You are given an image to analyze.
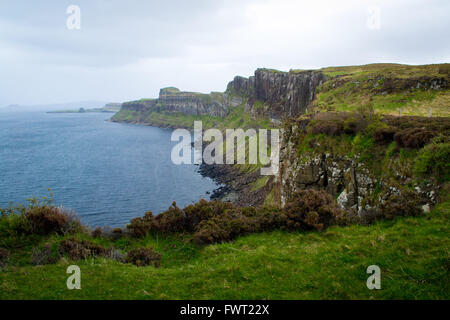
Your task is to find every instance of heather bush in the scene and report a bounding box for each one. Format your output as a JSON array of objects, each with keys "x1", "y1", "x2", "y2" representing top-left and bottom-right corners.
[
  {"x1": 91, "y1": 227, "x2": 103, "y2": 238},
  {"x1": 380, "y1": 191, "x2": 422, "y2": 219},
  {"x1": 23, "y1": 205, "x2": 68, "y2": 235},
  {"x1": 126, "y1": 247, "x2": 161, "y2": 267},
  {"x1": 111, "y1": 228, "x2": 124, "y2": 240},
  {"x1": 194, "y1": 216, "x2": 232, "y2": 244},
  {"x1": 308, "y1": 119, "x2": 345, "y2": 136},
  {"x1": 59, "y1": 238, "x2": 107, "y2": 260},
  {"x1": 193, "y1": 207, "x2": 269, "y2": 245},
  {"x1": 31, "y1": 243, "x2": 60, "y2": 265},
  {"x1": 0, "y1": 191, "x2": 84, "y2": 238},
  {"x1": 184, "y1": 199, "x2": 234, "y2": 232},
  {"x1": 154, "y1": 202, "x2": 185, "y2": 233},
  {"x1": 127, "y1": 211, "x2": 155, "y2": 237},
  {"x1": 394, "y1": 128, "x2": 436, "y2": 148},
  {"x1": 253, "y1": 206, "x2": 287, "y2": 231},
  {"x1": 284, "y1": 190, "x2": 344, "y2": 231},
  {"x1": 0, "y1": 247, "x2": 10, "y2": 269},
  {"x1": 373, "y1": 126, "x2": 396, "y2": 144}
]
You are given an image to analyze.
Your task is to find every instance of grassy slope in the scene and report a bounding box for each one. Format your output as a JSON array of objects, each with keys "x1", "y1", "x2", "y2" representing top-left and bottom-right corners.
[
  {"x1": 313, "y1": 63, "x2": 450, "y2": 117},
  {"x1": 1, "y1": 193, "x2": 448, "y2": 300},
  {"x1": 113, "y1": 103, "x2": 272, "y2": 131}
]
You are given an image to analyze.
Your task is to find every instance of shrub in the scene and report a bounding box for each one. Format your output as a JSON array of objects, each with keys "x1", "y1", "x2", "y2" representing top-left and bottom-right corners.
[
  {"x1": 0, "y1": 247, "x2": 10, "y2": 269},
  {"x1": 380, "y1": 191, "x2": 422, "y2": 219},
  {"x1": 18, "y1": 204, "x2": 83, "y2": 236},
  {"x1": 414, "y1": 142, "x2": 450, "y2": 182},
  {"x1": 23, "y1": 205, "x2": 68, "y2": 235},
  {"x1": 394, "y1": 128, "x2": 436, "y2": 148},
  {"x1": 1, "y1": 195, "x2": 83, "y2": 238},
  {"x1": 154, "y1": 202, "x2": 186, "y2": 233},
  {"x1": 31, "y1": 243, "x2": 60, "y2": 265},
  {"x1": 343, "y1": 118, "x2": 360, "y2": 135},
  {"x1": 91, "y1": 227, "x2": 103, "y2": 238},
  {"x1": 193, "y1": 207, "x2": 273, "y2": 245},
  {"x1": 284, "y1": 190, "x2": 344, "y2": 231},
  {"x1": 373, "y1": 126, "x2": 396, "y2": 144},
  {"x1": 111, "y1": 228, "x2": 124, "y2": 240},
  {"x1": 127, "y1": 212, "x2": 155, "y2": 238},
  {"x1": 194, "y1": 215, "x2": 234, "y2": 244},
  {"x1": 253, "y1": 206, "x2": 288, "y2": 231},
  {"x1": 126, "y1": 247, "x2": 161, "y2": 267},
  {"x1": 59, "y1": 238, "x2": 106, "y2": 260},
  {"x1": 184, "y1": 200, "x2": 234, "y2": 232},
  {"x1": 308, "y1": 120, "x2": 345, "y2": 136},
  {"x1": 59, "y1": 208, "x2": 84, "y2": 235}
]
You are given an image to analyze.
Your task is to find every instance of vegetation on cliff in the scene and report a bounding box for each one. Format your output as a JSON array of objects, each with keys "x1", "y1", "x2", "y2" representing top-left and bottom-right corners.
[
  {"x1": 313, "y1": 63, "x2": 450, "y2": 117},
  {"x1": 1, "y1": 187, "x2": 448, "y2": 299}
]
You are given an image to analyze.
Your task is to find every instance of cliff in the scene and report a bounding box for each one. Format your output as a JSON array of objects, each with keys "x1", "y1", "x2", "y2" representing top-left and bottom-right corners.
[
  {"x1": 112, "y1": 63, "x2": 450, "y2": 210},
  {"x1": 274, "y1": 112, "x2": 449, "y2": 220},
  {"x1": 113, "y1": 68, "x2": 326, "y2": 126},
  {"x1": 226, "y1": 69, "x2": 325, "y2": 120}
]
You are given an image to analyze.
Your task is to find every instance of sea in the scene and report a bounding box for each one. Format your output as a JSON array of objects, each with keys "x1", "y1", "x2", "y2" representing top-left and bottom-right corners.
[{"x1": 0, "y1": 110, "x2": 218, "y2": 227}]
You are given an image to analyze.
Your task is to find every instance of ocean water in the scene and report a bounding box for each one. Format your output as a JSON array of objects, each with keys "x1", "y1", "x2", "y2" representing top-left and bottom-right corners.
[{"x1": 0, "y1": 110, "x2": 218, "y2": 227}]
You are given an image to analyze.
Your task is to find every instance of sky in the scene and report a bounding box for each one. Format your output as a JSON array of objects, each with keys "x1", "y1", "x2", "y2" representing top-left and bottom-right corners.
[{"x1": 0, "y1": 0, "x2": 449, "y2": 107}]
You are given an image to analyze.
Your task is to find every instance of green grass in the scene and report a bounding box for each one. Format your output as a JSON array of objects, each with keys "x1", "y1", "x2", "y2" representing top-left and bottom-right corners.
[
  {"x1": 1, "y1": 197, "x2": 448, "y2": 300},
  {"x1": 314, "y1": 63, "x2": 450, "y2": 117},
  {"x1": 250, "y1": 176, "x2": 269, "y2": 192}
]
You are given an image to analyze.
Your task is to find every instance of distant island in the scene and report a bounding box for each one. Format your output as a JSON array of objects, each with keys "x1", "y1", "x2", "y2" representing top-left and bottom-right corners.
[{"x1": 47, "y1": 103, "x2": 122, "y2": 114}]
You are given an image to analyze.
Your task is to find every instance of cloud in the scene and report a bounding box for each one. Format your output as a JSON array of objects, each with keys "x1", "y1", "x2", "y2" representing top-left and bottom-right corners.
[{"x1": 0, "y1": 0, "x2": 448, "y2": 106}]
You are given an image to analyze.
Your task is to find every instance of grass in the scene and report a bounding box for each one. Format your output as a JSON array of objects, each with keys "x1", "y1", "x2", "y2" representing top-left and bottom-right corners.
[
  {"x1": 1, "y1": 196, "x2": 448, "y2": 300},
  {"x1": 250, "y1": 176, "x2": 270, "y2": 192},
  {"x1": 113, "y1": 102, "x2": 272, "y2": 131},
  {"x1": 314, "y1": 63, "x2": 450, "y2": 117}
]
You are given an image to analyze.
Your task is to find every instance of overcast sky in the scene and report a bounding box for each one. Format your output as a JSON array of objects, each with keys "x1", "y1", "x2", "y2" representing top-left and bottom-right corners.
[{"x1": 0, "y1": 0, "x2": 449, "y2": 106}]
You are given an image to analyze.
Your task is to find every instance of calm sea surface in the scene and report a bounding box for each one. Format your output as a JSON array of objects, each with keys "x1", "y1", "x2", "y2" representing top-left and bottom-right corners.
[{"x1": 0, "y1": 110, "x2": 218, "y2": 227}]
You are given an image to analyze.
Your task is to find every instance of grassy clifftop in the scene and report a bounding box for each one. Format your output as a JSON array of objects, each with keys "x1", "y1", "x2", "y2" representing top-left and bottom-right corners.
[{"x1": 312, "y1": 63, "x2": 450, "y2": 117}]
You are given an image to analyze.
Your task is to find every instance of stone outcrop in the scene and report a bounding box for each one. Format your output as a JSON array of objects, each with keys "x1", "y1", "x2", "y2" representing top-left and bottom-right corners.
[
  {"x1": 226, "y1": 69, "x2": 326, "y2": 120},
  {"x1": 277, "y1": 120, "x2": 439, "y2": 215}
]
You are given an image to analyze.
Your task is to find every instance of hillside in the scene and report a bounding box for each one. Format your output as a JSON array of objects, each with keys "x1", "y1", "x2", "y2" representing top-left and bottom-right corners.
[
  {"x1": 314, "y1": 63, "x2": 450, "y2": 117},
  {"x1": 1, "y1": 189, "x2": 448, "y2": 299}
]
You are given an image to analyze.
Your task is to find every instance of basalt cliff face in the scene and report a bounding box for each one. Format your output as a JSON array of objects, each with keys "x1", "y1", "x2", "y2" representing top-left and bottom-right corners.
[
  {"x1": 274, "y1": 114, "x2": 448, "y2": 217},
  {"x1": 115, "y1": 68, "x2": 325, "y2": 123},
  {"x1": 116, "y1": 87, "x2": 242, "y2": 119},
  {"x1": 226, "y1": 69, "x2": 325, "y2": 120}
]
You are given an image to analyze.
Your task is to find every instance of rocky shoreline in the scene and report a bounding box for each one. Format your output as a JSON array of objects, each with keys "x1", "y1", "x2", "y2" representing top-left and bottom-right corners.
[
  {"x1": 111, "y1": 117, "x2": 261, "y2": 206},
  {"x1": 198, "y1": 162, "x2": 270, "y2": 207}
]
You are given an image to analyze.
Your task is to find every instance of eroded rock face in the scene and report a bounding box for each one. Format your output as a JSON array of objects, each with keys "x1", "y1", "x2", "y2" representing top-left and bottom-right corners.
[
  {"x1": 158, "y1": 88, "x2": 233, "y2": 118},
  {"x1": 248, "y1": 69, "x2": 325, "y2": 119},
  {"x1": 278, "y1": 122, "x2": 439, "y2": 214},
  {"x1": 119, "y1": 68, "x2": 326, "y2": 122},
  {"x1": 120, "y1": 88, "x2": 241, "y2": 118}
]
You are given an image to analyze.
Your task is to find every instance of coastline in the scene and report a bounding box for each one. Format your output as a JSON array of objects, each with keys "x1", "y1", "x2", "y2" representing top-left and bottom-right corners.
[{"x1": 110, "y1": 117, "x2": 268, "y2": 207}]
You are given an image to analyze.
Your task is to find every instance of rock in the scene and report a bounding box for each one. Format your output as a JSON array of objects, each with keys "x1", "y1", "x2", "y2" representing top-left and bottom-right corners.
[
  {"x1": 337, "y1": 190, "x2": 349, "y2": 209},
  {"x1": 422, "y1": 204, "x2": 431, "y2": 213},
  {"x1": 246, "y1": 69, "x2": 325, "y2": 119}
]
